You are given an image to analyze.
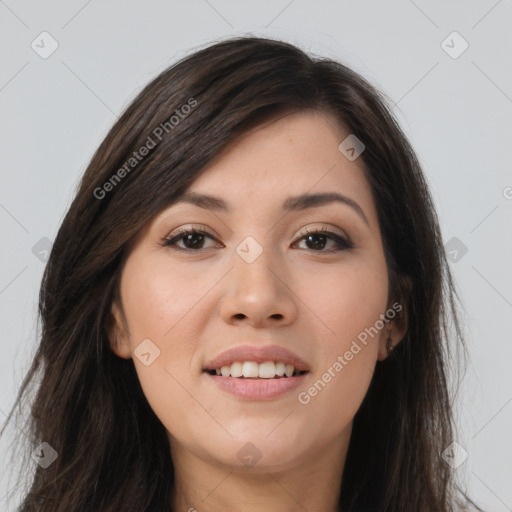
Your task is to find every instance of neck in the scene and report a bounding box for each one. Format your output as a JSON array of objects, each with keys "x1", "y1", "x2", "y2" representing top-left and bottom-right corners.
[{"x1": 169, "y1": 425, "x2": 351, "y2": 512}]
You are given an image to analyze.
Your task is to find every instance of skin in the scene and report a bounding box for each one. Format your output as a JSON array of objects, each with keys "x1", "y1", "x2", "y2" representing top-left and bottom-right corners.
[{"x1": 108, "y1": 110, "x2": 407, "y2": 512}]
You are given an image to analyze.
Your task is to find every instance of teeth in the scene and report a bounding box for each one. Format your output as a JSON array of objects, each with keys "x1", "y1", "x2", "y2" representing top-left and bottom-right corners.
[
  {"x1": 258, "y1": 361, "x2": 275, "y2": 378},
  {"x1": 242, "y1": 361, "x2": 259, "y2": 378},
  {"x1": 212, "y1": 361, "x2": 301, "y2": 378},
  {"x1": 230, "y1": 361, "x2": 243, "y2": 378}
]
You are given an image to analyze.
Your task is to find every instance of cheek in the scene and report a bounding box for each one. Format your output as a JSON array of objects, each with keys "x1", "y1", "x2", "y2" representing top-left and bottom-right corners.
[
  {"x1": 118, "y1": 257, "x2": 202, "y2": 411},
  {"x1": 120, "y1": 254, "x2": 212, "y2": 346},
  {"x1": 292, "y1": 255, "x2": 387, "y2": 424},
  {"x1": 298, "y1": 253, "x2": 389, "y2": 345}
]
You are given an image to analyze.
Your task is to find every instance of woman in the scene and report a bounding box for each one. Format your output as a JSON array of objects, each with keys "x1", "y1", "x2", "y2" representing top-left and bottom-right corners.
[{"x1": 2, "y1": 36, "x2": 483, "y2": 511}]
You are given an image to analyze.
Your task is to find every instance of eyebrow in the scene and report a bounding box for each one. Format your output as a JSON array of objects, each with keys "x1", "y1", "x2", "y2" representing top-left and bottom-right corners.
[{"x1": 174, "y1": 191, "x2": 369, "y2": 226}]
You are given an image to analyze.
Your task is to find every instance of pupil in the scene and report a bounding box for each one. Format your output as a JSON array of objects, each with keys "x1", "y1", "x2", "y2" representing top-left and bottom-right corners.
[
  {"x1": 184, "y1": 233, "x2": 327, "y2": 250},
  {"x1": 185, "y1": 233, "x2": 203, "y2": 249},
  {"x1": 307, "y1": 234, "x2": 326, "y2": 250}
]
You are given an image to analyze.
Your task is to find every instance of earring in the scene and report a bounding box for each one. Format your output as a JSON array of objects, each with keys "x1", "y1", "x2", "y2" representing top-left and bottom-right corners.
[{"x1": 386, "y1": 333, "x2": 394, "y2": 354}]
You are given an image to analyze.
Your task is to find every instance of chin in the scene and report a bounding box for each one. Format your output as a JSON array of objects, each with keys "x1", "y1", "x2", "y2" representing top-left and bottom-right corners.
[{"x1": 206, "y1": 431, "x2": 307, "y2": 471}]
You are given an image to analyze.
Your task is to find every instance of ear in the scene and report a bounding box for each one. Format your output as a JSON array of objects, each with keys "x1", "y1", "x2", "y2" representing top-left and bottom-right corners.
[
  {"x1": 106, "y1": 300, "x2": 132, "y2": 360},
  {"x1": 377, "y1": 276, "x2": 411, "y2": 361}
]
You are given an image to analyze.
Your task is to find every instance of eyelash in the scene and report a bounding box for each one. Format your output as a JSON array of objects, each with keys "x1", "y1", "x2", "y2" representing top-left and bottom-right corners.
[{"x1": 162, "y1": 225, "x2": 354, "y2": 253}]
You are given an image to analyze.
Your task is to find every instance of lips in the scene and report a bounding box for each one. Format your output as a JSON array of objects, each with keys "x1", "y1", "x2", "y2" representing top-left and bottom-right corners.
[{"x1": 203, "y1": 344, "x2": 311, "y2": 373}]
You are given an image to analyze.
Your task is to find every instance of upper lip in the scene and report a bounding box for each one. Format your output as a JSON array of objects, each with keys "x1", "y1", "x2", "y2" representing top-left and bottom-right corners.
[{"x1": 203, "y1": 344, "x2": 311, "y2": 372}]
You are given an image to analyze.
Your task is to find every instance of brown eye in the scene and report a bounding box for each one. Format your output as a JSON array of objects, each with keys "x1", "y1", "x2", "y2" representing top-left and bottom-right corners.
[
  {"x1": 163, "y1": 228, "x2": 221, "y2": 251},
  {"x1": 293, "y1": 228, "x2": 354, "y2": 252},
  {"x1": 163, "y1": 226, "x2": 353, "y2": 253}
]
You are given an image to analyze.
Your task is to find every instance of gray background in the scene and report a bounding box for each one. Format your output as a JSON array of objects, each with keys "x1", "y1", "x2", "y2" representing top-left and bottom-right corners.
[{"x1": 1, "y1": 1, "x2": 511, "y2": 510}]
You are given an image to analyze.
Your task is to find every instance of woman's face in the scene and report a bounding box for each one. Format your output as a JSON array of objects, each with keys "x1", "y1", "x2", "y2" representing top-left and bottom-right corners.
[{"x1": 109, "y1": 110, "x2": 404, "y2": 473}]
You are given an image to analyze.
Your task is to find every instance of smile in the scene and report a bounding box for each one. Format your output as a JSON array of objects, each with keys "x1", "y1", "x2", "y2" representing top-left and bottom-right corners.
[
  {"x1": 203, "y1": 344, "x2": 311, "y2": 399},
  {"x1": 206, "y1": 360, "x2": 309, "y2": 379},
  {"x1": 204, "y1": 366, "x2": 310, "y2": 401}
]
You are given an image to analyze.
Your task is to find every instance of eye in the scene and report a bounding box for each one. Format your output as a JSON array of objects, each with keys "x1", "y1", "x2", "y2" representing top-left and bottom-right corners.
[
  {"x1": 292, "y1": 226, "x2": 354, "y2": 252},
  {"x1": 162, "y1": 226, "x2": 222, "y2": 252},
  {"x1": 162, "y1": 225, "x2": 354, "y2": 253}
]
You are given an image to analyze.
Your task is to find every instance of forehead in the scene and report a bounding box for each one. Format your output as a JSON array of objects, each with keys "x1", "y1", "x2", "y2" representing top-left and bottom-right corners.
[{"x1": 181, "y1": 110, "x2": 377, "y2": 227}]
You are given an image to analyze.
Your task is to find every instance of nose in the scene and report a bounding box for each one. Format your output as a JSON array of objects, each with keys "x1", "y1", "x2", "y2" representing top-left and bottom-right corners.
[{"x1": 218, "y1": 242, "x2": 298, "y2": 328}]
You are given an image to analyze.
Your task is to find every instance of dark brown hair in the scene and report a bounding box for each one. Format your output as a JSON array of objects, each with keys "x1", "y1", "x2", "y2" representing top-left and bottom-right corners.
[{"x1": 2, "y1": 35, "x2": 482, "y2": 511}]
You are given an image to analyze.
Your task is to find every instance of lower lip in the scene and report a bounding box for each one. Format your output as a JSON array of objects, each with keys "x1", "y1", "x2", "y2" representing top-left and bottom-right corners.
[{"x1": 205, "y1": 372, "x2": 309, "y2": 400}]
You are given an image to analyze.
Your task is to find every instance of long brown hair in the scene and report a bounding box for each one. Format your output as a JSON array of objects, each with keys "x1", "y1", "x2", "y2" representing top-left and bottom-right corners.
[{"x1": 2, "y1": 36, "x2": 482, "y2": 511}]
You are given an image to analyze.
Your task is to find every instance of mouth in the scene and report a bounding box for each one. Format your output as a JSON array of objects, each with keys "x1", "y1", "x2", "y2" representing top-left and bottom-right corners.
[
  {"x1": 203, "y1": 344, "x2": 311, "y2": 374},
  {"x1": 203, "y1": 361, "x2": 309, "y2": 379},
  {"x1": 204, "y1": 367, "x2": 310, "y2": 400},
  {"x1": 202, "y1": 345, "x2": 311, "y2": 400}
]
